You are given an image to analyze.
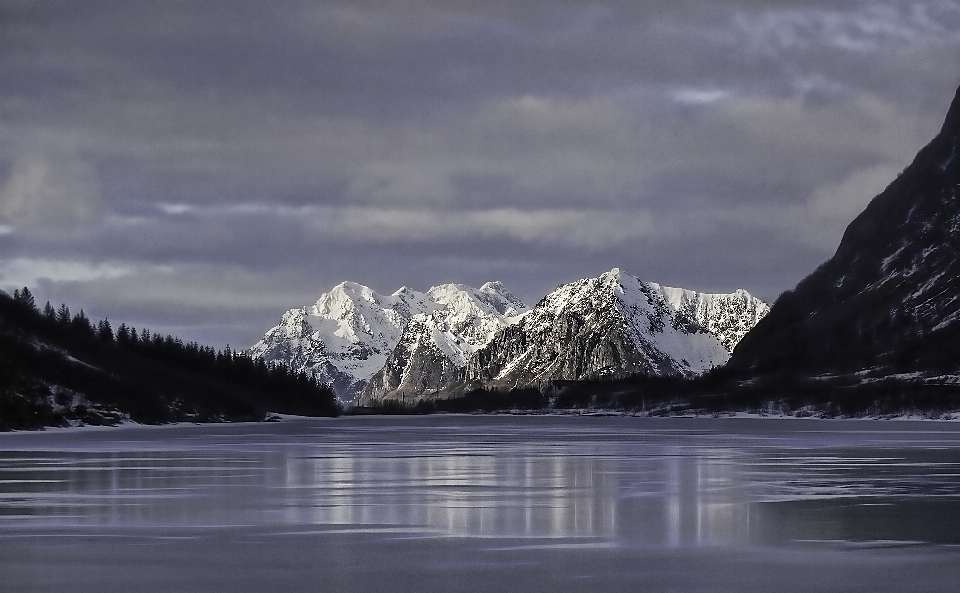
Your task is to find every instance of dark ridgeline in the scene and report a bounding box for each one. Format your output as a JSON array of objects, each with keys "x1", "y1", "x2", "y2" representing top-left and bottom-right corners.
[
  {"x1": 0, "y1": 288, "x2": 338, "y2": 430},
  {"x1": 729, "y1": 83, "x2": 960, "y2": 378}
]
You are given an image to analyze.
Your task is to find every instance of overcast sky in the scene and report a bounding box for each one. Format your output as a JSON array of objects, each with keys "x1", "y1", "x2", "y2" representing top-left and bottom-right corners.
[{"x1": 2, "y1": 0, "x2": 960, "y2": 348}]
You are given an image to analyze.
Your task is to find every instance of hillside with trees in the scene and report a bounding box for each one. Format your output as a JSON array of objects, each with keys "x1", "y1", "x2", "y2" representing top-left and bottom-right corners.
[{"x1": 0, "y1": 287, "x2": 338, "y2": 430}]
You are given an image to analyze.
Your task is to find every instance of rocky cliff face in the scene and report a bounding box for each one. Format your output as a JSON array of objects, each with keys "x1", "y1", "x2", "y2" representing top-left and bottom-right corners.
[
  {"x1": 729, "y1": 84, "x2": 960, "y2": 378},
  {"x1": 463, "y1": 269, "x2": 769, "y2": 390}
]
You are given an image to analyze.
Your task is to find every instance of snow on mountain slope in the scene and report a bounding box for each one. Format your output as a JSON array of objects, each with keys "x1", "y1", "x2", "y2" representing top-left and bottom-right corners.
[
  {"x1": 252, "y1": 271, "x2": 768, "y2": 405},
  {"x1": 249, "y1": 280, "x2": 525, "y2": 402},
  {"x1": 464, "y1": 269, "x2": 769, "y2": 390},
  {"x1": 361, "y1": 282, "x2": 527, "y2": 403},
  {"x1": 651, "y1": 285, "x2": 770, "y2": 353}
]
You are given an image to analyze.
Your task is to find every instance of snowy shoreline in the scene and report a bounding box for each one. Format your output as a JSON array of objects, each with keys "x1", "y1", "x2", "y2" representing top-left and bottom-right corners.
[
  {"x1": 473, "y1": 409, "x2": 960, "y2": 422},
  {"x1": 4, "y1": 408, "x2": 960, "y2": 434}
]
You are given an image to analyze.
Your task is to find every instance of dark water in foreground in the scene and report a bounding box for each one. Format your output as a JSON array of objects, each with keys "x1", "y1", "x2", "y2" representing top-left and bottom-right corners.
[{"x1": 1, "y1": 416, "x2": 960, "y2": 592}]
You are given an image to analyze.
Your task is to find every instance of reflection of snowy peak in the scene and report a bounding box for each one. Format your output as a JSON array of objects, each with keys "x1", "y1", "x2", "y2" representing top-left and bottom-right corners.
[
  {"x1": 465, "y1": 269, "x2": 769, "y2": 389},
  {"x1": 249, "y1": 280, "x2": 526, "y2": 402}
]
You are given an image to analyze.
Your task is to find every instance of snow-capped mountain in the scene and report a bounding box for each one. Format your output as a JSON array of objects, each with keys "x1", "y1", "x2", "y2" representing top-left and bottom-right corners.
[
  {"x1": 253, "y1": 270, "x2": 768, "y2": 406},
  {"x1": 730, "y1": 83, "x2": 960, "y2": 379},
  {"x1": 360, "y1": 282, "x2": 527, "y2": 403},
  {"x1": 460, "y1": 269, "x2": 769, "y2": 392},
  {"x1": 249, "y1": 281, "x2": 526, "y2": 402}
]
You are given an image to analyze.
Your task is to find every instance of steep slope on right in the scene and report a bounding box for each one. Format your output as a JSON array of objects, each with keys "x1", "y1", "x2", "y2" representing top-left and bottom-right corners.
[{"x1": 729, "y1": 83, "x2": 960, "y2": 381}]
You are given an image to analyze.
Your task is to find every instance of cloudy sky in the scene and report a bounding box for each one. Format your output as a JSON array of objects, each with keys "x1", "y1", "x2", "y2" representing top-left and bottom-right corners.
[{"x1": 2, "y1": 0, "x2": 960, "y2": 348}]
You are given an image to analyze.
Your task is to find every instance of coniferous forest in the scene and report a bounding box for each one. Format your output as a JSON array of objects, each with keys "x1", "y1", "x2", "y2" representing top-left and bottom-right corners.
[
  {"x1": 0, "y1": 287, "x2": 338, "y2": 430},
  {"x1": 360, "y1": 369, "x2": 960, "y2": 419}
]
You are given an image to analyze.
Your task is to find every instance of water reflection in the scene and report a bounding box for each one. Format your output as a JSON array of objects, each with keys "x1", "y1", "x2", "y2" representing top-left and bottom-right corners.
[
  {"x1": 1, "y1": 418, "x2": 960, "y2": 550},
  {"x1": 293, "y1": 451, "x2": 622, "y2": 539}
]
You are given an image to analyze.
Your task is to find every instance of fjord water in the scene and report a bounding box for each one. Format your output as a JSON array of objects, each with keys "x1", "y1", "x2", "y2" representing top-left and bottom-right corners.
[{"x1": 2, "y1": 417, "x2": 960, "y2": 592}]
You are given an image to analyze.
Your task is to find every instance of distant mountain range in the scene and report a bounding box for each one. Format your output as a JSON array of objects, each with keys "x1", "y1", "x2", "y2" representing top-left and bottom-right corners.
[
  {"x1": 250, "y1": 269, "x2": 769, "y2": 404},
  {"x1": 249, "y1": 281, "x2": 527, "y2": 402}
]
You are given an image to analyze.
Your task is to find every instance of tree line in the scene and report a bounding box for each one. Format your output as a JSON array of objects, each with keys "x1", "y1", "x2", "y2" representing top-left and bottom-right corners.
[{"x1": 1, "y1": 287, "x2": 338, "y2": 429}]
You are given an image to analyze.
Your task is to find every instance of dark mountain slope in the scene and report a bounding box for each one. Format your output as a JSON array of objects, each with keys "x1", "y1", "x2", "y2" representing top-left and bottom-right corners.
[
  {"x1": 730, "y1": 84, "x2": 960, "y2": 378},
  {"x1": 0, "y1": 290, "x2": 338, "y2": 429}
]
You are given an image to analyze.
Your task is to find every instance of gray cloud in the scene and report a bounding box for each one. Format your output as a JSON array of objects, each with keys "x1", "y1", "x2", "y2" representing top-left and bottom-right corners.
[
  {"x1": 1, "y1": 0, "x2": 959, "y2": 347},
  {"x1": 0, "y1": 153, "x2": 102, "y2": 227}
]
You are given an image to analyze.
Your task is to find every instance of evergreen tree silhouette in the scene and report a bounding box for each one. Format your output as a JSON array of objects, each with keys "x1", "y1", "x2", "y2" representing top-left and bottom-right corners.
[
  {"x1": 13, "y1": 287, "x2": 35, "y2": 310},
  {"x1": 56, "y1": 304, "x2": 71, "y2": 325}
]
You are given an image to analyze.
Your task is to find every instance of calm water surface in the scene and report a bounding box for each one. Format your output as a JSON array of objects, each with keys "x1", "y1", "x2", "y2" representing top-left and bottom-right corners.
[{"x1": 1, "y1": 416, "x2": 960, "y2": 592}]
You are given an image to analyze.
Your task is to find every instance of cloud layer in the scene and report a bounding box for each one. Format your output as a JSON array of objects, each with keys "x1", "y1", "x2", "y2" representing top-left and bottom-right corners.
[{"x1": 2, "y1": 0, "x2": 959, "y2": 347}]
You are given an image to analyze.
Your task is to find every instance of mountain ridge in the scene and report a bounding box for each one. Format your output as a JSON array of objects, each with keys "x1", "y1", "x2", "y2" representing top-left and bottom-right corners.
[
  {"x1": 249, "y1": 280, "x2": 527, "y2": 402},
  {"x1": 458, "y1": 269, "x2": 768, "y2": 394},
  {"x1": 250, "y1": 270, "x2": 769, "y2": 405}
]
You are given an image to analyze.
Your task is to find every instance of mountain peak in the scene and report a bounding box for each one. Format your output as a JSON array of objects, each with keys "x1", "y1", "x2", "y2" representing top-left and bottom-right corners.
[
  {"x1": 331, "y1": 280, "x2": 367, "y2": 292},
  {"x1": 326, "y1": 280, "x2": 377, "y2": 302},
  {"x1": 940, "y1": 83, "x2": 960, "y2": 136},
  {"x1": 462, "y1": 270, "x2": 769, "y2": 390},
  {"x1": 480, "y1": 280, "x2": 507, "y2": 293},
  {"x1": 477, "y1": 281, "x2": 526, "y2": 315},
  {"x1": 602, "y1": 267, "x2": 624, "y2": 280}
]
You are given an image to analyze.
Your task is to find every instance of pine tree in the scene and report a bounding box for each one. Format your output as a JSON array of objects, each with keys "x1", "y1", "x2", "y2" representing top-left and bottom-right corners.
[
  {"x1": 12, "y1": 287, "x2": 36, "y2": 311},
  {"x1": 56, "y1": 304, "x2": 71, "y2": 325},
  {"x1": 72, "y1": 310, "x2": 93, "y2": 335},
  {"x1": 97, "y1": 318, "x2": 114, "y2": 342},
  {"x1": 17, "y1": 287, "x2": 35, "y2": 310},
  {"x1": 43, "y1": 301, "x2": 55, "y2": 320}
]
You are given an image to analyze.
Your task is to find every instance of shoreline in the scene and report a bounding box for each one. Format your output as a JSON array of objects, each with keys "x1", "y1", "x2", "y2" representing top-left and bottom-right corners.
[{"x1": 3, "y1": 408, "x2": 960, "y2": 434}]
